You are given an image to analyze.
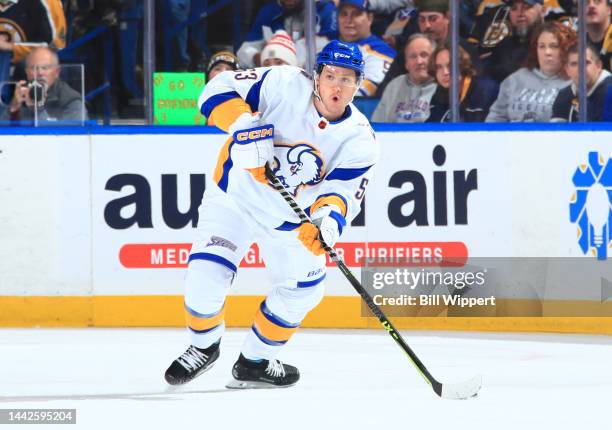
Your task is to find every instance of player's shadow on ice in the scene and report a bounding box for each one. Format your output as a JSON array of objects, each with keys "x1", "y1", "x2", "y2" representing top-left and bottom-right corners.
[{"x1": 0, "y1": 386, "x2": 239, "y2": 402}]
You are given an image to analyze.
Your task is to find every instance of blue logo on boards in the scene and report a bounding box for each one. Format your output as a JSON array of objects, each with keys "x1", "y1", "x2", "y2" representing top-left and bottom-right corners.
[{"x1": 569, "y1": 152, "x2": 612, "y2": 260}]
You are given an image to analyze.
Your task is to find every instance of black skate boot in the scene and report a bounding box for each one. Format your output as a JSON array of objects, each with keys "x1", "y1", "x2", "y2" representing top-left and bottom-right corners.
[
  {"x1": 226, "y1": 354, "x2": 300, "y2": 389},
  {"x1": 164, "y1": 342, "x2": 220, "y2": 385}
]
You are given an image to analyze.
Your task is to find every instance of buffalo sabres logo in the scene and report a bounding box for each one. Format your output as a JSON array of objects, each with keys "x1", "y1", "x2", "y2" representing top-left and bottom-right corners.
[{"x1": 271, "y1": 143, "x2": 324, "y2": 196}]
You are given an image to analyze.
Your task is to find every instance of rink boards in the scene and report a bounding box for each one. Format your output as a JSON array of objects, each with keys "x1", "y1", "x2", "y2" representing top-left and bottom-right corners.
[{"x1": 0, "y1": 125, "x2": 611, "y2": 333}]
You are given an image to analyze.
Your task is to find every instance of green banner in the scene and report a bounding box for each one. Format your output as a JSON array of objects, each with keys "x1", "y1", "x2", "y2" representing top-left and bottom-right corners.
[{"x1": 153, "y1": 73, "x2": 206, "y2": 125}]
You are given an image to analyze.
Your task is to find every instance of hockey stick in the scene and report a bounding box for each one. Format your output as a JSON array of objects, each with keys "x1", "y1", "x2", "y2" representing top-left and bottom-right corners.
[{"x1": 264, "y1": 165, "x2": 482, "y2": 399}]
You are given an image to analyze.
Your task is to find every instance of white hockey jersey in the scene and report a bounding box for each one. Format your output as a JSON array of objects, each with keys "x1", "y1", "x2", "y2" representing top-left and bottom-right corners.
[{"x1": 198, "y1": 65, "x2": 379, "y2": 231}]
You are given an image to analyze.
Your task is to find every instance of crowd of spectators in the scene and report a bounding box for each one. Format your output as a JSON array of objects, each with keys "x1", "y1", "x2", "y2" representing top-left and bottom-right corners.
[{"x1": 1, "y1": 0, "x2": 612, "y2": 124}]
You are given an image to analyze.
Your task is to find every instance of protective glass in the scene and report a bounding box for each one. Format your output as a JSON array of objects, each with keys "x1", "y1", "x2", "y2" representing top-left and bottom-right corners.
[{"x1": 0, "y1": 63, "x2": 86, "y2": 126}]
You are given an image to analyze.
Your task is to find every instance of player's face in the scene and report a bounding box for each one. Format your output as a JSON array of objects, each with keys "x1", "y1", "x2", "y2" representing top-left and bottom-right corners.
[
  {"x1": 26, "y1": 50, "x2": 60, "y2": 86},
  {"x1": 434, "y1": 49, "x2": 451, "y2": 89},
  {"x1": 509, "y1": 1, "x2": 543, "y2": 37},
  {"x1": 315, "y1": 65, "x2": 359, "y2": 120},
  {"x1": 338, "y1": 5, "x2": 373, "y2": 42},
  {"x1": 262, "y1": 58, "x2": 289, "y2": 67},
  {"x1": 404, "y1": 37, "x2": 433, "y2": 84},
  {"x1": 586, "y1": 0, "x2": 611, "y2": 25},
  {"x1": 536, "y1": 31, "x2": 562, "y2": 76},
  {"x1": 417, "y1": 12, "x2": 449, "y2": 43},
  {"x1": 566, "y1": 50, "x2": 602, "y2": 89},
  {"x1": 208, "y1": 63, "x2": 234, "y2": 81}
]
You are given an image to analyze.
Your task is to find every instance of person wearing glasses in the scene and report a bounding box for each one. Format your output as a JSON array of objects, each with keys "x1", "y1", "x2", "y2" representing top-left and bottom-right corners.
[{"x1": 3, "y1": 47, "x2": 87, "y2": 124}]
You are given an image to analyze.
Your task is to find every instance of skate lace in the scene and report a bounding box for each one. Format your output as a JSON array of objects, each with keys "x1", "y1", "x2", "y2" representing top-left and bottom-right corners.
[
  {"x1": 265, "y1": 359, "x2": 286, "y2": 378},
  {"x1": 177, "y1": 346, "x2": 208, "y2": 371}
]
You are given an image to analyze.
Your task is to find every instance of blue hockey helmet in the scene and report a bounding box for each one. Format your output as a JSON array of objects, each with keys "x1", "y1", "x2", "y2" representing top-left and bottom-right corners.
[{"x1": 315, "y1": 40, "x2": 365, "y2": 79}]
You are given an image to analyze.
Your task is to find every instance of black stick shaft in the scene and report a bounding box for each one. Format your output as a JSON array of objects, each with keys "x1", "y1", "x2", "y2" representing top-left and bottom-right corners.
[{"x1": 264, "y1": 165, "x2": 443, "y2": 396}]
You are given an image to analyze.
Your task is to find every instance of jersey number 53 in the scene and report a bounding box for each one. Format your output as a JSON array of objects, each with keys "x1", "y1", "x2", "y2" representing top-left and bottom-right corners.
[{"x1": 234, "y1": 69, "x2": 258, "y2": 80}]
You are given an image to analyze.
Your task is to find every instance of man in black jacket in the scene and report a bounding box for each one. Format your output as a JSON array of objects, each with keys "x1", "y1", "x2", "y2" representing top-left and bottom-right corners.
[
  {"x1": 481, "y1": 0, "x2": 546, "y2": 83},
  {"x1": 551, "y1": 43, "x2": 612, "y2": 122},
  {"x1": 4, "y1": 47, "x2": 87, "y2": 124}
]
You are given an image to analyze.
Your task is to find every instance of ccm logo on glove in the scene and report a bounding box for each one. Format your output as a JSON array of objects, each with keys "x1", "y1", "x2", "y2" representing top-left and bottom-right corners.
[{"x1": 234, "y1": 126, "x2": 274, "y2": 144}]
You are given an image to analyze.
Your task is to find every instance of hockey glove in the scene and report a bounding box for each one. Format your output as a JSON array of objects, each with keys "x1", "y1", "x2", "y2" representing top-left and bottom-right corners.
[
  {"x1": 298, "y1": 206, "x2": 346, "y2": 256},
  {"x1": 229, "y1": 112, "x2": 274, "y2": 183}
]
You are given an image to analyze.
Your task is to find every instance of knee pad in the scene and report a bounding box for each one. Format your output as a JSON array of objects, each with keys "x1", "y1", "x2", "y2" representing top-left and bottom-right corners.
[
  {"x1": 184, "y1": 259, "x2": 235, "y2": 314},
  {"x1": 265, "y1": 283, "x2": 325, "y2": 325}
]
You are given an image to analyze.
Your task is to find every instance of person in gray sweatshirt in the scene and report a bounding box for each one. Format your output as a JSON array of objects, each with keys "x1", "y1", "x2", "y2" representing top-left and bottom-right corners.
[
  {"x1": 486, "y1": 21, "x2": 574, "y2": 122},
  {"x1": 372, "y1": 33, "x2": 437, "y2": 122}
]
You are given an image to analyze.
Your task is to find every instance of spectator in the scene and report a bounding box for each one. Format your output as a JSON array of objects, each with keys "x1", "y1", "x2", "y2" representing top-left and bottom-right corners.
[
  {"x1": 166, "y1": 0, "x2": 208, "y2": 72},
  {"x1": 377, "y1": 0, "x2": 478, "y2": 97},
  {"x1": 260, "y1": 31, "x2": 298, "y2": 67},
  {"x1": 486, "y1": 22, "x2": 573, "y2": 122},
  {"x1": 205, "y1": 50, "x2": 240, "y2": 126},
  {"x1": 470, "y1": 0, "x2": 572, "y2": 53},
  {"x1": 551, "y1": 43, "x2": 612, "y2": 122},
  {"x1": 427, "y1": 44, "x2": 499, "y2": 122},
  {"x1": 237, "y1": 0, "x2": 337, "y2": 68},
  {"x1": 376, "y1": 1, "x2": 418, "y2": 49},
  {"x1": 372, "y1": 33, "x2": 436, "y2": 122},
  {"x1": 3, "y1": 47, "x2": 88, "y2": 124},
  {"x1": 337, "y1": 0, "x2": 396, "y2": 97},
  {"x1": 0, "y1": 0, "x2": 66, "y2": 84},
  {"x1": 586, "y1": 0, "x2": 612, "y2": 71},
  {"x1": 481, "y1": 0, "x2": 546, "y2": 83},
  {"x1": 603, "y1": 83, "x2": 612, "y2": 120},
  {"x1": 206, "y1": 51, "x2": 240, "y2": 82}
]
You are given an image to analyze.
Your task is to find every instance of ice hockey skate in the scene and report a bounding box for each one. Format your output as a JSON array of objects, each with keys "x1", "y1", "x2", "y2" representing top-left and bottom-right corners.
[
  {"x1": 164, "y1": 343, "x2": 220, "y2": 385},
  {"x1": 226, "y1": 354, "x2": 300, "y2": 389}
]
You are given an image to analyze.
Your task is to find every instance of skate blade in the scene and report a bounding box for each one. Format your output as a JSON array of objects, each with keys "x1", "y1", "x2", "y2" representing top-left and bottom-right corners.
[{"x1": 225, "y1": 379, "x2": 296, "y2": 390}]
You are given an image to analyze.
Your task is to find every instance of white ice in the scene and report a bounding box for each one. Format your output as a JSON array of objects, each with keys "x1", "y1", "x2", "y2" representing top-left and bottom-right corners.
[{"x1": 1, "y1": 328, "x2": 610, "y2": 430}]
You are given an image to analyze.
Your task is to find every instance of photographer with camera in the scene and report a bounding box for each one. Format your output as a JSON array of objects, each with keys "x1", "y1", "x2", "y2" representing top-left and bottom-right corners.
[{"x1": 4, "y1": 47, "x2": 87, "y2": 124}]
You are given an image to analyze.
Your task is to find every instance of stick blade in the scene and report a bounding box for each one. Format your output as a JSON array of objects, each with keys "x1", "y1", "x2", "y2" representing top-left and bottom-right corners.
[{"x1": 440, "y1": 375, "x2": 482, "y2": 400}]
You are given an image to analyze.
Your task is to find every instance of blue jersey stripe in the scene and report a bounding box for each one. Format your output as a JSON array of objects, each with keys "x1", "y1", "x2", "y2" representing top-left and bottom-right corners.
[
  {"x1": 275, "y1": 221, "x2": 301, "y2": 231},
  {"x1": 188, "y1": 252, "x2": 237, "y2": 272},
  {"x1": 217, "y1": 141, "x2": 235, "y2": 192},
  {"x1": 245, "y1": 70, "x2": 270, "y2": 112},
  {"x1": 328, "y1": 210, "x2": 346, "y2": 235},
  {"x1": 326, "y1": 165, "x2": 372, "y2": 181},
  {"x1": 200, "y1": 91, "x2": 241, "y2": 118}
]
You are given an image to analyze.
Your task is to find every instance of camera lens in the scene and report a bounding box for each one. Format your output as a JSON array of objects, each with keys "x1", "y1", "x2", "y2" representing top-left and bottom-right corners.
[{"x1": 29, "y1": 84, "x2": 45, "y2": 103}]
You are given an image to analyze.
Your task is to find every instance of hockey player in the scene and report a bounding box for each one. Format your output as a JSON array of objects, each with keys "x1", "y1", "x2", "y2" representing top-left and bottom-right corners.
[{"x1": 164, "y1": 40, "x2": 378, "y2": 389}]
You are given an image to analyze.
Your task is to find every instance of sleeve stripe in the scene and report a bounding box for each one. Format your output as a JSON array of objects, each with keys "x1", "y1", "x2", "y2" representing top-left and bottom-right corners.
[
  {"x1": 328, "y1": 210, "x2": 346, "y2": 235},
  {"x1": 311, "y1": 193, "x2": 348, "y2": 217},
  {"x1": 325, "y1": 165, "x2": 372, "y2": 181},
  {"x1": 245, "y1": 69, "x2": 271, "y2": 113},
  {"x1": 200, "y1": 91, "x2": 241, "y2": 118}
]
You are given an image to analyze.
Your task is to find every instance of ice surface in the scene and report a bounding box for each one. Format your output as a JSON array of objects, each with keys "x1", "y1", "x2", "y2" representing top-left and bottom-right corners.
[{"x1": 0, "y1": 328, "x2": 610, "y2": 430}]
